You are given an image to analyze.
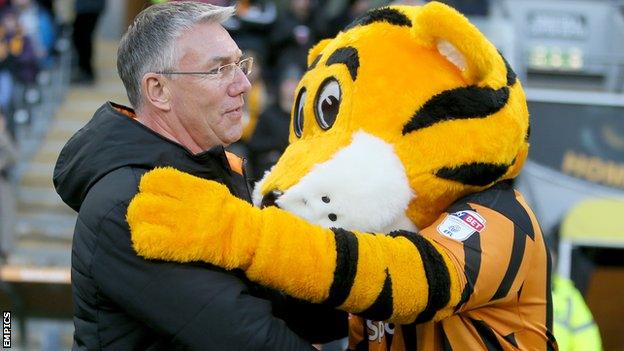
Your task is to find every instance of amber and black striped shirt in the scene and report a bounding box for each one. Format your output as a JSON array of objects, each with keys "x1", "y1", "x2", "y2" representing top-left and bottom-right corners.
[{"x1": 348, "y1": 182, "x2": 556, "y2": 350}]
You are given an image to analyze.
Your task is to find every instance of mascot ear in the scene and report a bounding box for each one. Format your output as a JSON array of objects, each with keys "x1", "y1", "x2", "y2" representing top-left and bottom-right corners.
[
  {"x1": 307, "y1": 39, "x2": 332, "y2": 68},
  {"x1": 412, "y1": 2, "x2": 507, "y2": 87}
]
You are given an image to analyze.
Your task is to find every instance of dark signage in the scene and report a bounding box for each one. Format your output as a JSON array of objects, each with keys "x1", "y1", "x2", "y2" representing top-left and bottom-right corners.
[{"x1": 528, "y1": 101, "x2": 624, "y2": 189}]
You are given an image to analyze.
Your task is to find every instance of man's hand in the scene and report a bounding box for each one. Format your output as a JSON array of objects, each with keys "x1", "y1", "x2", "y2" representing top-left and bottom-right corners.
[{"x1": 127, "y1": 167, "x2": 261, "y2": 269}]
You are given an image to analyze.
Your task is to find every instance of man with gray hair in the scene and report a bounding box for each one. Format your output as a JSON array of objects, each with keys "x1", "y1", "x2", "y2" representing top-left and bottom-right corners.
[{"x1": 53, "y1": 2, "x2": 346, "y2": 349}]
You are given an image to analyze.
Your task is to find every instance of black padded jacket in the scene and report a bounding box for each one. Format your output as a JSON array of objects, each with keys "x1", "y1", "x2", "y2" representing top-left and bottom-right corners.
[{"x1": 53, "y1": 102, "x2": 346, "y2": 350}]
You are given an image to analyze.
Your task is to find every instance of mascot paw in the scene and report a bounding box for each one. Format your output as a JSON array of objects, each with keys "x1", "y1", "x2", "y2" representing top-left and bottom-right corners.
[{"x1": 127, "y1": 167, "x2": 256, "y2": 269}]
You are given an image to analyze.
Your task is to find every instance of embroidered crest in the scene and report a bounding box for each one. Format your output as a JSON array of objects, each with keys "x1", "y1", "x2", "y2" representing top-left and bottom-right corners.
[{"x1": 437, "y1": 210, "x2": 486, "y2": 241}]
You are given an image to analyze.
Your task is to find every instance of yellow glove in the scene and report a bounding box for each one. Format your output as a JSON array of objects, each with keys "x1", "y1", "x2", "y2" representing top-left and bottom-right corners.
[
  {"x1": 127, "y1": 167, "x2": 339, "y2": 304},
  {"x1": 127, "y1": 167, "x2": 262, "y2": 270}
]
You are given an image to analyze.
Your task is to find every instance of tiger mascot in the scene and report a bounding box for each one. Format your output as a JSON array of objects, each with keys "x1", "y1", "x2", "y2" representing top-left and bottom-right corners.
[{"x1": 127, "y1": 2, "x2": 557, "y2": 350}]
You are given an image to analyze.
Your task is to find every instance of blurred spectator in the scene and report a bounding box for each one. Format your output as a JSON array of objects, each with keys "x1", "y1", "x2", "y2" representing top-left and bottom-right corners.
[
  {"x1": 71, "y1": 0, "x2": 105, "y2": 84},
  {"x1": 548, "y1": 230, "x2": 603, "y2": 351},
  {"x1": 314, "y1": 0, "x2": 409, "y2": 39},
  {"x1": 240, "y1": 50, "x2": 269, "y2": 143},
  {"x1": 269, "y1": 0, "x2": 319, "y2": 78},
  {"x1": 13, "y1": 0, "x2": 56, "y2": 68},
  {"x1": 228, "y1": 49, "x2": 270, "y2": 160},
  {"x1": 0, "y1": 6, "x2": 39, "y2": 136},
  {"x1": 317, "y1": 0, "x2": 374, "y2": 39},
  {"x1": 35, "y1": 0, "x2": 54, "y2": 13},
  {"x1": 552, "y1": 275, "x2": 603, "y2": 351},
  {"x1": 248, "y1": 65, "x2": 302, "y2": 180},
  {"x1": 0, "y1": 111, "x2": 17, "y2": 261},
  {"x1": 0, "y1": 6, "x2": 38, "y2": 83},
  {"x1": 236, "y1": 0, "x2": 277, "y2": 30},
  {"x1": 226, "y1": 0, "x2": 277, "y2": 61}
]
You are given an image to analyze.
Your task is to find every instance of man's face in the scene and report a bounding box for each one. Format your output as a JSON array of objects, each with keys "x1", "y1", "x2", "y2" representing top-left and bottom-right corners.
[{"x1": 167, "y1": 22, "x2": 251, "y2": 150}]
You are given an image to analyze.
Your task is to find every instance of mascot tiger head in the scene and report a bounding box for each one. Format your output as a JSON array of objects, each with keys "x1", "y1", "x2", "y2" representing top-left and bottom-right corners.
[{"x1": 254, "y1": 2, "x2": 529, "y2": 233}]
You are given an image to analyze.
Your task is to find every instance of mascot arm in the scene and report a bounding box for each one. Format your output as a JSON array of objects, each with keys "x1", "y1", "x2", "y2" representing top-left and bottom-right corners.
[{"x1": 128, "y1": 168, "x2": 462, "y2": 324}]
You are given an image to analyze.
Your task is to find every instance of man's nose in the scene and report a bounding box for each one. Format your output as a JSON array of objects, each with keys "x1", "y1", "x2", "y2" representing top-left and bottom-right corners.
[
  {"x1": 228, "y1": 68, "x2": 251, "y2": 96},
  {"x1": 261, "y1": 190, "x2": 283, "y2": 209}
]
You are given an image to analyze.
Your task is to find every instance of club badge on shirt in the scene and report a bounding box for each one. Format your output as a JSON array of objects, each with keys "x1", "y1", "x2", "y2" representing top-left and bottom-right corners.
[{"x1": 437, "y1": 210, "x2": 486, "y2": 241}]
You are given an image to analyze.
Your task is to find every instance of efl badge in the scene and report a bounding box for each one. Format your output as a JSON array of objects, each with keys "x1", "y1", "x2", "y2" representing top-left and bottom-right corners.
[{"x1": 437, "y1": 210, "x2": 486, "y2": 241}]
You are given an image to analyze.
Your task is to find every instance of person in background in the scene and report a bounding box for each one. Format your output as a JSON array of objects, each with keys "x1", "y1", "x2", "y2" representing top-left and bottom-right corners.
[
  {"x1": 71, "y1": 0, "x2": 104, "y2": 84},
  {"x1": 269, "y1": 0, "x2": 318, "y2": 78},
  {"x1": 228, "y1": 48, "x2": 269, "y2": 162},
  {"x1": 0, "y1": 111, "x2": 17, "y2": 261},
  {"x1": 13, "y1": 0, "x2": 56, "y2": 68},
  {"x1": 548, "y1": 230, "x2": 603, "y2": 351},
  {"x1": 552, "y1": 275, "x2": 603, "y2": 351},
  {"x1": 316, "y1": 0, "x2": 371, "y2": 39},
  {"x1": 226, "y1": 0, "x2": 277, "y2": 56},
  {"x1": 239, "y1": 50, "x2": 269, "y2": 142},
  {"x1": 248, "y1": 64, "x2": 301, "y2": 181},
  {"x1": 0, "y1": 6, "x2": 38, "y2": 136}
]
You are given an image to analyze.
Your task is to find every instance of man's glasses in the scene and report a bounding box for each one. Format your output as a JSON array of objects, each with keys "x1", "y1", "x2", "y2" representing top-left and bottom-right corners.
[{"x1": 156, "y1": 57, "x2": 254, "y2": 81}]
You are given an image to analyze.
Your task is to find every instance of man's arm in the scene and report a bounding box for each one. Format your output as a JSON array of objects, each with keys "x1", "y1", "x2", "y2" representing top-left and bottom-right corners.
[
  {"x1": 92, "y1": 202, "x2": 316, "y2": 351},
  {"x1": 263, "y1": 288, "x2": 349, "y2": 343}
]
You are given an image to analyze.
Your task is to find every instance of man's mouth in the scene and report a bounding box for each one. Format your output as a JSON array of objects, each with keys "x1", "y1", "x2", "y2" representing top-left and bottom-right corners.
[
  {"x1": 226, "y1": 106, "x2": 241, "y2": 112},
  {"x1": 224, "y1": 106, "x2": 243, "y2": 119}
]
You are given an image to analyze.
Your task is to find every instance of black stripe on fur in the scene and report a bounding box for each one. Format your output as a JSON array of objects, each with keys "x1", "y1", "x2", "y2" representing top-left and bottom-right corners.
[
  {"x1": 358, "y1": 268, "x2": 393, "y2": 321},
  {"x1": 497, "y1": 51, "x2": 529, "y2": 148},
  {"x1": 402, "y1": 86, "x2": 510, "y2": 135},
  {"x1": 326, "y1": 47, "x2": 359, "y2": 81},
  {"x1": 390, "y1": 230, "x2": 451, "y2": 323},
  {"x1": 308, "y1": 55, "x2": 321, "y2": 71},
  {"x1": 326, "y1": 228, "x2": 359, "y2": 307},
  {"x1": 435, "y1": 162, "x2": 511, "y2": 186},
  {"x1": 344, "y1": 7, "x2": 412, "y2": 31}
]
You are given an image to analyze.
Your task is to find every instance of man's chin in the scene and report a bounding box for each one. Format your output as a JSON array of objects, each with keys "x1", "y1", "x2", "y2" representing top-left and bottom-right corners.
[{"x1": 223, "y1": 130, "x2": 244, "y2": 146}]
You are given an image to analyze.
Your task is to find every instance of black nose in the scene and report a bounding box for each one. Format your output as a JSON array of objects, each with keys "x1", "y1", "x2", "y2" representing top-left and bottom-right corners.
[{"x1": 261, "y1": 190, "x2": 283, "y2": 208}]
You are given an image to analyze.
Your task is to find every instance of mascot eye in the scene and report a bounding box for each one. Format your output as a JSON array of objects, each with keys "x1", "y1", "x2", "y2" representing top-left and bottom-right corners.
[
  {"x1": 314, "y1": 78, "x2": 341, "y2": 130},
  {"x1": 293, "y1": 88, "x2": 306, "y2": 138}
]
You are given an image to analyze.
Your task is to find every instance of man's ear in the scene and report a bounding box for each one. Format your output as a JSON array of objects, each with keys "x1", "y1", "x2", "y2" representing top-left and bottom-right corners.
[{"x1": 142, "y1": 73, "x2": 171, "y2": 112}]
